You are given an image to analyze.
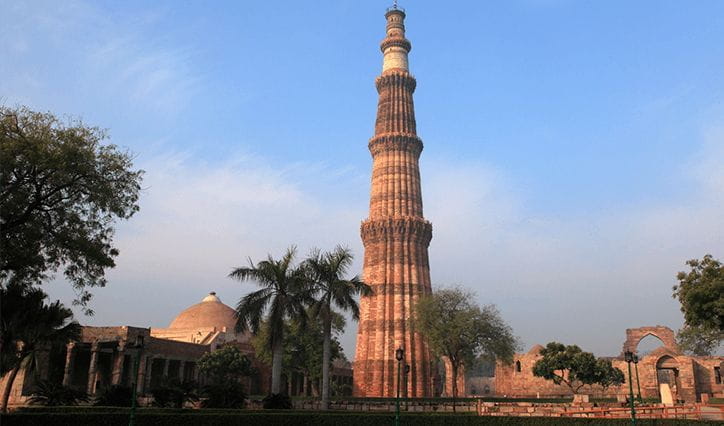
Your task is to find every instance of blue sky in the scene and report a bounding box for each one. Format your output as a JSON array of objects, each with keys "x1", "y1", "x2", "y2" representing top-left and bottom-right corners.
[{"x1": 2, "y1": 0, "x2": 723, "y2": 357}]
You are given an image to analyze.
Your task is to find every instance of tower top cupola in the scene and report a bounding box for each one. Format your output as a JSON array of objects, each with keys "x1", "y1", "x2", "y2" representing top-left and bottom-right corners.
[{"x1": 381, "y1": 5, "x2": 411, "y2": 72}]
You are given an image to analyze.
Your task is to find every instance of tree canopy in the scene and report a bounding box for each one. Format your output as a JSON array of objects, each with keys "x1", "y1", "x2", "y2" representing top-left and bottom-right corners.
[
  {"x1": 0, "y1": 106, "x2": 143, "y2": 311},
  {"x1": 415, "y1": 287, "x2": 518, "y2": 399},
  {"x1": 197, "y1": 345, "x2": 254, "y2": 385},
  {"x1": 672, "y1": 254, "x2": 723, "y2": 355},
  {"x1": 532, "y1": 342, "x2": 624, "y2": 394}
]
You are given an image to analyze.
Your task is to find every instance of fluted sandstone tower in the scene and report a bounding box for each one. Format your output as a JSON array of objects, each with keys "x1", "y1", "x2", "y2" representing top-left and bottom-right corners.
[{"x1": 353, "y1": 7, "x2": 433, "y2": 397}]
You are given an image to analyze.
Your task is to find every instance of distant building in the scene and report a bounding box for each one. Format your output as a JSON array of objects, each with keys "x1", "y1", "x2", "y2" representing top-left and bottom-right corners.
[
  {"x1": 1, "y1": 292, "x2": 352, "y2": 408},
  {"x1": 494, "y1": 326, "x2": 723, "y2": 402}
]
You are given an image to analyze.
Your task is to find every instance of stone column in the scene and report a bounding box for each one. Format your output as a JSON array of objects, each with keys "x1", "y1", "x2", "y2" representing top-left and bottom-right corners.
[
  {"x1": 135, "y1": 353, "x2": 147, "y2": 394},
  {"x1": 87, "y1": 342, "x2": 100, "y2": 395},
  {"x1": 62, "y1": 342, "x2": 76, "y2": 386},
  {"x1": 144, "y1": 356, "x2": 154, "y2": 392},
  {"x1": 162, "y1": 358, "x2": 170, "y2": 378},
  {"x1": 111, "y1": 341, "x2": 126, "y2": 385},
  {"x1": 178, "y1": 361, "x2": 185, "y2": 382}
]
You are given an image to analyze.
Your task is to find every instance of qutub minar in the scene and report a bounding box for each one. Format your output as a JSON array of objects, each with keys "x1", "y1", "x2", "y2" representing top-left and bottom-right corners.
[{"x1": 354, "y1": 6, "x2": 434, "y2": 397}]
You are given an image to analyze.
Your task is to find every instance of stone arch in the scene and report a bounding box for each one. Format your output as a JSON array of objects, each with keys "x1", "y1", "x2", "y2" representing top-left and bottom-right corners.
[{"x1": 621, "y1": 326, "x2": 679, "y2": 356}]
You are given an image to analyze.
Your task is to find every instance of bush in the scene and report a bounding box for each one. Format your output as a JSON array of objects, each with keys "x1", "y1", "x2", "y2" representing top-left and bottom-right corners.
[
  {"x1": 201, "y1": 382, "x2": 246, "y2": 409},
  {"x1": 0, "y1": 412, "x2": 713, "y2": 426},
  {"x1": 151, "y1": 379, "x2": 198, "y2": 408},
  {"x1": 26, "y1": 380, "x2": 88, "y2": 406},
  {"x1": 262, "y1": 393, "x2": 293, "y2": 409},
  {"x1": 93, "y1": 385, "x2": 134, "y2": 407}
]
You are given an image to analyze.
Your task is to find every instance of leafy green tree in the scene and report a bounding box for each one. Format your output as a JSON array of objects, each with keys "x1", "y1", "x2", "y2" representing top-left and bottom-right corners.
[
  {"x1": 415, "y1": 287, "x2": 517, "y2": 403},
  {"x1": 304, "y1": 246, "x2": 370, "y2": 409},
  {"x1": 672, "y1": 255, "x2": 723, "y2": 354},
  {"x1": 0, "y1": 106, "x2": 143, "y2": 312},
  {"x1": 676, "y1": 325, "x2": 723, "y2": 356},
  {"x1": 593, "y1": 359, "x2": 625, "y2": 392},
  {"x1": 532, "y1": 342, "x2": 624, "y2": 394},
  {"x1": 252, "y1": 312, "x2": 346, "y2": 396},
  {"x1": 196, "y1": 345, "x2": 253, "y2": 408},
  {"x1": 229, "y1": 247, "x2": 312, "y2": 396},
  {"x1": 197, "y1": 345, "x2": 254, "y2": 384},
  {"x1": 0, "y1": 283, "x2": 81, "y2": 412}
]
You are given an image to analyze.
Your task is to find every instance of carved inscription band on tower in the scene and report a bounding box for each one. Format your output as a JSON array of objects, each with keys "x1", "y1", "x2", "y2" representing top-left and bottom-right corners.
[{"x1": 353, "y1": 8, "x2": 433, "y2": 397}]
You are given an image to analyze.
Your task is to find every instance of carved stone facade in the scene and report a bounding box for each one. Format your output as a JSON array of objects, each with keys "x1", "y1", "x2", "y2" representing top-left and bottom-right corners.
[
  {"x1": 495, "y1": 326, "x2": 724, "y2": 403},
  {"x1": 1, "y1": 292, "x2": 351, "y2": 408},
  {"x1": 354, "y1": 7, "x2": 433, "y2": 397}
]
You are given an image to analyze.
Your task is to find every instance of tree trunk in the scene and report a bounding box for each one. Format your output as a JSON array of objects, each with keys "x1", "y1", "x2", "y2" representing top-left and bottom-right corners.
[
  {"x1": 271, "y1": 340, "x2": 283, "y2": 394},
  {"x1": 321, "y1": 312, "x2": 332, "y2": 410},
  {"x1": 1, "y1": 360, "x2": 22, "y2": 413},
  {"x1": 451, "y1": 362, "x2": 458, "y2": 413}
]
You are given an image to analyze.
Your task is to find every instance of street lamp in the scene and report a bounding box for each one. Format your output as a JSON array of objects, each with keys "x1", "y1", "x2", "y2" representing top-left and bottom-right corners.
[
  {"x1": 129, "y1": 335, "x2": 145, "y2": 426},
  {"x1": 624, "y1": 351, "x2": 637, "y2": 426},
  {"x1": 633, "y1": 354, "x2": 642, "y2": 402},
  {"x1": 404, "y1": 364, "x2": 410, "y2": 410},
  {"x1": 395, "y1": 348, "x2": 404, "y2": 426}
]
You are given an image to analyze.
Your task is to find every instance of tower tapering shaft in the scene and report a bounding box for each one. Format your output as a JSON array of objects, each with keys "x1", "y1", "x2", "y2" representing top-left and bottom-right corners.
[{"x1": 354, "y1": 8, "x2": 433, "y2": 398}]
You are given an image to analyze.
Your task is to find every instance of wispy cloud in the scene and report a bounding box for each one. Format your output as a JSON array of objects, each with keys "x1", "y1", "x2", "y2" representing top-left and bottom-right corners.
[{"x1": 0, "y1": 0, "x2": 199, "y2": 116}]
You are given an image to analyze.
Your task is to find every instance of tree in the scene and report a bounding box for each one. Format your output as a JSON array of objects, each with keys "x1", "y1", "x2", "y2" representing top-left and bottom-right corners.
[
  {"x1": 532, "y1": 342, "x2": 624, "y2": 394},
  {"x1": 197, "y1": 345, "x2": 254, "y2": 384},
  {"x1": 676, "y1": 325, "x2": 723, "y2": 356},
  {"x1": 251, "y1": 311, "x2": 346, "y2": 397},
  {"x1": 672, "y1": 255, "x2": 723, "y2": 354},
  {"x1": 415, "y1": 287, "x2": 517, "y2": 405},
  {"x1": 0, "y1": 106, "x2": 143, "y2": 312},
  {"x1": 229, "y1": 247, "x2": 312, "y2": 396},
  {"x1": 304, "y1": 246, "x2": 371, "y2": 409},
  {"x1": 0, "y1": 283, "x2": 81, "y2": 412},
  {"x1": 593, "y1": 359, "x2": 625, "y2": 392}
]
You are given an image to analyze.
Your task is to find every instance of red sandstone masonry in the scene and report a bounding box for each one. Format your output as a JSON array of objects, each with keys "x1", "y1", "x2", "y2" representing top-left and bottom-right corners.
[{"x1": 354, "y1": 8, "x2": 433, "y2": 398}]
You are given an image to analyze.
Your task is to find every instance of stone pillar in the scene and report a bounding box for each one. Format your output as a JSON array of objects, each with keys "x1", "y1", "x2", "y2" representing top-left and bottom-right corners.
[
  {"x1": 135, "y1": 353, "x2": 147, "y2": 394},
  {"x1": 144, "y1": 356, "x2": 154, "y2": 392},
  {"x1": 162, "y1": 358, "x2": 170, "y2": 378},
  {"x1": 111, "y1": 341, "x2": 126, "y2": 385},
  {"x1": 178, "y1": 361, "x2": 185, "y2": 382},
  {"x1": 87, "y1": 342, "x2": 100, "y2": 395},
  {"x1": 62, "y1": 342, "x2": 76, "y2": 386}
]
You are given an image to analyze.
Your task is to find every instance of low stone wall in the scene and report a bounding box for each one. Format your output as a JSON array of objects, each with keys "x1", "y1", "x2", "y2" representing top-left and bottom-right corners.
[
  {"x1": 477, "y1": 401, "x2": 639, "y2": 417},
  {"x1": 291, "y1": 399, "x2": 478, "y2": 412}
]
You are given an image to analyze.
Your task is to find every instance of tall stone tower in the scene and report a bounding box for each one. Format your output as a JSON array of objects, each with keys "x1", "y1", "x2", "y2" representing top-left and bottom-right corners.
[{"x1": 354, "y1": 6, "x2": 433, "y2": 397}]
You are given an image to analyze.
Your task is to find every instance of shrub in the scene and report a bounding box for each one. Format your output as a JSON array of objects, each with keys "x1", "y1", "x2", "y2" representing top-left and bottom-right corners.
[
  {"x1": 262, "y1": 393, "x2": 292, "y2": 409},
  {"x1": 0, "y1": 412, "x2": 712, "y2": 426},
  {"x1": 201, "y1": 382, "x2": 246, "y2": 409},
  {"x1": 151, "y1": 379, "x2": 198, "y2": 408},
  {"x1": 93, "y1": 385, "x2": 134, "y2": 407},
  {"x1": 26, "y1": 380, "x2": 88, "y2": 406}
]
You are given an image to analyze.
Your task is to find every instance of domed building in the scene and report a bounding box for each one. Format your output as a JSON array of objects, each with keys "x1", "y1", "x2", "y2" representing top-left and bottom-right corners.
[
  {"x1": 1, "y1": 291, "x2": 353, "y2": 409},
  {"x1": 153, "y1": 292, "x2": 251, "y2": 348}
]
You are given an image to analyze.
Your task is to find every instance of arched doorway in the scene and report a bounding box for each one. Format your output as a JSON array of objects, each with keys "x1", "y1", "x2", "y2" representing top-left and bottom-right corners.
[{"x1": 656, "y1": 355, "x2": 680, "y2": 401}]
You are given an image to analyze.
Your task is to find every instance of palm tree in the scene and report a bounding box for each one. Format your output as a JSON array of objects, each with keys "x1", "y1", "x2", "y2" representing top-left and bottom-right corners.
[
  {"x1": 229, "y1": 246, "x2": 312, "y2": 395},
  {"x1": 0, "y1": 283, "x2": 81, "y2": 412},
  {"x1": 304, "y1": 246, "x2": 371, "y2": 410}
]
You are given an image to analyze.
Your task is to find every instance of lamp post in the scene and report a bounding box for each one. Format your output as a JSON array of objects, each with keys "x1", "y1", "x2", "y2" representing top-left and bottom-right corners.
[
  {"x1": 404, "y1": 364, "x2": 410, "y2": 411},
  {"x1": 624, "y1": 351, "x2": 637, "y2": 426},
  {"x1": 129, "y1": 335, "x2": 145, "y2": 426},
  {"x1": 633, "y1": 354, "x2": 642, "y2": 402},
  {"x1": 395, "y1": 348, "x2": 404, "y2": 426}
]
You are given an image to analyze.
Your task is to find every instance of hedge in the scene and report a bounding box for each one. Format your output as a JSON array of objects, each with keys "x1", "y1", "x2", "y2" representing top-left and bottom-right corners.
[{"x1": 0, "y1": 412, "x2": 716, "y2": 426}]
